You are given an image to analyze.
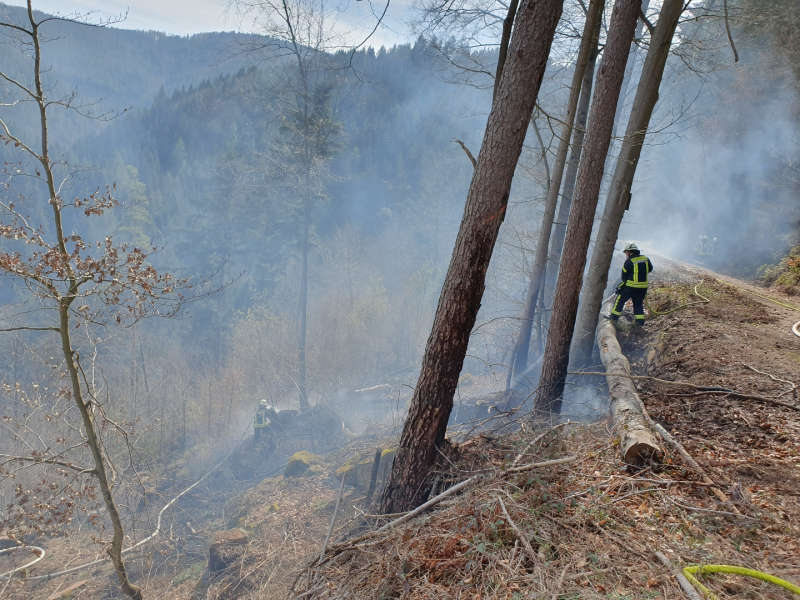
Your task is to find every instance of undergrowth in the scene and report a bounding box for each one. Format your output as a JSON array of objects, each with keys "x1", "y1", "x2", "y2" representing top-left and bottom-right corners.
[{"x1": 758, "y1": 245, "x2": 800, "y2": 294}]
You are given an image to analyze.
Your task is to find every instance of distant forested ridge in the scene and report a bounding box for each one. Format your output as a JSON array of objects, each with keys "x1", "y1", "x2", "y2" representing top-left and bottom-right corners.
[
  {"x1": 1, "y1": 0, "x2": 797, "y2": 421},
  {"x1": 1, "y1": 1, "x2": 496, "y2": 383},
  {"x1": 69, "y1": 40, "x2": 492, "y2": 348}
]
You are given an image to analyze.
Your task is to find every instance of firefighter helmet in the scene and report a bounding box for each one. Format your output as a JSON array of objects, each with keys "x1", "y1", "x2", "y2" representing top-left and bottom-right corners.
[{"x1": 623, "y1": 242, "x2": 639, "y2": 252}]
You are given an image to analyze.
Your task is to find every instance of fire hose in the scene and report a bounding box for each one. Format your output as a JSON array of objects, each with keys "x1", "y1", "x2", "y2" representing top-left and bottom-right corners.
[
  {"x1": 642, "y1": 278, "x2": 800, "y2": 338},
  {"x1": 682, "y1": 564, "x2": 800, "y2": 598},
  {"x1": 0, "y1": 424, "x2": 263, "y2": 582},
  {"x1": 645, "y1": 280, "x2": 711, "y2": 316},
  {"x1": 0, "y1": 545, "x2": 45, "y2": 579},
  {"x1": 607, "y1": 280, "x2": 709, "y2": 320},
  {"x1": 732, "y1": 284, "x2": 800, "y2": 338}
]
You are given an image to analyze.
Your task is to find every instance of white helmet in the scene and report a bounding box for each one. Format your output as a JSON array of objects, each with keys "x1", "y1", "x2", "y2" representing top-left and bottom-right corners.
[{"x1": 623, "y1": 242, "x2": 639, "y2": 252}]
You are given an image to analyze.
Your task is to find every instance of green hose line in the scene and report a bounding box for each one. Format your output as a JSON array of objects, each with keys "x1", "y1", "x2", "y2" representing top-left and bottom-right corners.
[
  {"x1": 728, "y1": 285, "x2": 800, "y2": 313},
  {"x1": 682, "y1": 564, "x2": 800, "y2": 599},
  {"x1": 646, "y1": 281, "x2": 710, "y2": 317}
]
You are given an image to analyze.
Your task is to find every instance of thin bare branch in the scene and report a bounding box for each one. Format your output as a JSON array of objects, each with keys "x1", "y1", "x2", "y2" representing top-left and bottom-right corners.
[
  {"x1": 454, "y1": 139, "x2": 477, "y2": 169},
  {"x1": 0, "y1": 116, "x2": 41, "y2": 160},
  {"x1": 0, "y1": 453, "x2": 94, "y2": 475},
  {"x1": 722, "y1": 0, "x2": 738, "y2": 62}
]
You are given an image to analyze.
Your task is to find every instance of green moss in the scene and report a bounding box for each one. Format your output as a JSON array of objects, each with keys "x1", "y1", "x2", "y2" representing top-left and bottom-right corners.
[{"x1": 284, "y1": 451, "x2": 322, "y2": 477}]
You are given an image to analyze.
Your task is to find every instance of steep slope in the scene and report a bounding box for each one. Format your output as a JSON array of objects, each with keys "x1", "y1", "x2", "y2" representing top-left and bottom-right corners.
[
  {"x1": 2, "y1": 264, "x2": 797, "y2": 599},
  {"x1": 282, "y1": 260, "x2": 800, "y2": 600}
]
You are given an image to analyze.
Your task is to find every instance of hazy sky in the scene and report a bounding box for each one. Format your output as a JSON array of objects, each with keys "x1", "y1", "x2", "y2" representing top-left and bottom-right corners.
[{"x1": 3, "y1": 0, "x2": 415, "y2": 47}]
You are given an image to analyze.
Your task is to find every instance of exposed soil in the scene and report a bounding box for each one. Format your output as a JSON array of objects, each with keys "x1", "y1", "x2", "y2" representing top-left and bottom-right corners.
[
  {"x1": 286, "y1": 258, "x2": 800, "y2": 599},
  {"x1": 4, "y1": 259, "x2": 799, "y2": 599},
  {"x1": 638, "y1": 258, "x2": 800, "y2": 582}
]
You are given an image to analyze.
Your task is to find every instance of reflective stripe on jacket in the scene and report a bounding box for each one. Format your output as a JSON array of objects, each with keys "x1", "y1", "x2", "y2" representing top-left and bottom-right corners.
[
  {"x1": 254, "y1": 411, "x2": 268, "y2": 428},
  {"x1": 622, "y1": 254, "x2": 653, "y2": 289}
]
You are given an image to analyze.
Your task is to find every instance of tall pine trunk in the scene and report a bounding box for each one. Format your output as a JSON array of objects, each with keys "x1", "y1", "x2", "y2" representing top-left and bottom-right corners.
[
  {"x1": 549, "y1": 0, "x2": 648, "y2": 307},
  {"x1": 572, "y1": 0, "x2": 683, "y2": 366},
  {"x1": 545, "y1": 42, "x2": 599, "y2": 304},
  {"x1": 536, "y1": 0, "x2": 641, "y2": 413},
  {"x1": 505, "y1": 0, "x2": 604, "y2": 391},
  {"x1": 380, "y1": 0, "x2": 564, "y2": 514}
]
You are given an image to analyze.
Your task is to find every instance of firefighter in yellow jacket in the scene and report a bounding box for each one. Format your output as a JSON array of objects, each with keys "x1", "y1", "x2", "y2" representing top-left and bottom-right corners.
[
  {"x1": 253, "y1": 399, "x2": 276, "y2": 442},
  {"x1": 608, "y1": 242, "x2": 653, "y2": 326}
]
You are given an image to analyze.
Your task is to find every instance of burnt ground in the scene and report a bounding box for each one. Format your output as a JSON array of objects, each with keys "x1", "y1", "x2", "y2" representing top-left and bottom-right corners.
[
  {"x1": 638, "y1": 259, "x2": 800, "y2": 578},
  {"x1": 286, "y1": 259, "x2": 800, "y2": 600},
  {"x1": 640, "y1": 258, "x2": 800, "y2": 527},
  {"x1": 3, "y1": 259, "x2": 800, "y2": 599}
]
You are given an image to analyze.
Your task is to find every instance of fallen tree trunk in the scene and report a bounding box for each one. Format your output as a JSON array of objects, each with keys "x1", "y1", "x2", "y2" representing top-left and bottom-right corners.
[{"x1": 596, "y1": 298, "x2": 662, "y2": 466}]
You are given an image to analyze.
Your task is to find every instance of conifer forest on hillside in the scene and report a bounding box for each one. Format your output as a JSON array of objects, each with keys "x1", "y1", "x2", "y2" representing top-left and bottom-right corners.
[{"x1": 1, "y1": 1, "x2": 799, "y2": 598}]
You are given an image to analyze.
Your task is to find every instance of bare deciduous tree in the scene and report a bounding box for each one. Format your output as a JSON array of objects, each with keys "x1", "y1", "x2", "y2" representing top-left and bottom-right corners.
[{"x1": 0, "y1": 3, "x2": 189, "y2": 597}]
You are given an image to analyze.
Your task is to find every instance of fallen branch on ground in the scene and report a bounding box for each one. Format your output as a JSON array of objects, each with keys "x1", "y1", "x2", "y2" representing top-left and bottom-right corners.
[
  {"x1": 655, "y1": 551, "x2": 704, "y2": 600},
  {"x1": 506, "y1": 455, "x2": 577, "y2": 474},
  {"x1": 320, "y1": 456, "x2": 576, "y2": 560},
  {"x1": 511, "y1": 421, "x2": 571, "y2": 466},
  {"x1": 568, "y1": 371, "x2": 800, "y2": 412},
  {"x1": 652, "y1": 422, "x2": 737, "y2": 512},
  {"x1": 320, "y1": 475, "x2": 346, "y2": 561},
  {"x1": 740, "y1": 362, "x2": 797, "y2": 399},
  {"x1": 497, "y1": 496, "x2": 538, "y2": 564}
]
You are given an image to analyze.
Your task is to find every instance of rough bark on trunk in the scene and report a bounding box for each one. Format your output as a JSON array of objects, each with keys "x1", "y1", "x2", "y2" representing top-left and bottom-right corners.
[
  {"x1": 605, "y1": 0, "x2": 652, "y2": 171},
  {"x1": 548, "y1": 0, "x2": 649, "y2": 308},
  {"x1": 572, "y1": 0, "x2": 683, "y2": 366},
  {"x1": 380, "y1": 0, "x2": 564, "y2": 514},
  {"x1": 545, "y1": 41, "x2": 599, "y2": 305},
  {"x1": 596, "y1": 299, "x2": 662, "y2": 465},
  {"x1": 505, "y1": 0, "x2": 604, "y2": 390},
  {"x1": 493, "y1": 0, "x2": 520, "y2": 101},
  {"x1": 536, "y1": 0, "x2": 641, "y2": 413}
]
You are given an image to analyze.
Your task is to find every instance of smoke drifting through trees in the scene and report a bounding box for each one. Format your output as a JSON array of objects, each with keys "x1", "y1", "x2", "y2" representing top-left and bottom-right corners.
[
  {"x1": 0, "y1": 1, "x2": 798, "y2": 587},
  {"x1": 619, "y1": 2, "x2": 799, "y2": 276}
]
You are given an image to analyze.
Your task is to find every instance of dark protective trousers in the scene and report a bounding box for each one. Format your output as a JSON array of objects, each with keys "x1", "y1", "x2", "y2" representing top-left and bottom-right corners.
[{"x1": 610, "y1": 286, "x2": 647, "y2": 324}]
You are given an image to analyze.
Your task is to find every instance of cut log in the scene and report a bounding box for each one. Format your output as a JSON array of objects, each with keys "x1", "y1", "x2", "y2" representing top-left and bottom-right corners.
[{"x1": 596, "y1": 298, "x2": 663, "y2": 466}]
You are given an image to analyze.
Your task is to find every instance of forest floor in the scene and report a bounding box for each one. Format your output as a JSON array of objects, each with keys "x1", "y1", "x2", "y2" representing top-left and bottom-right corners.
[{"x1": 4, "y1": 259, "x2": 800, "y2": 599}]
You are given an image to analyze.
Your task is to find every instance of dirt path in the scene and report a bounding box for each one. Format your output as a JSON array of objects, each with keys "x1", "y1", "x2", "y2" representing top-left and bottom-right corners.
[
  {"x1": 652, "y1": 252, "x2": 800, "y2": 339},
  {"x1": 626, "y1": 259, "x2": 800, "y2": 587},
  {"x1": 289, "y1": 261, "x2": 800, "y2": 600}
]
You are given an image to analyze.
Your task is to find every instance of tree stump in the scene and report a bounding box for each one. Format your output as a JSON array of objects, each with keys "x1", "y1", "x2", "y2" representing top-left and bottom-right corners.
[{"x1": 208, "y1": 529, "x2": 249, "y2": 574}]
